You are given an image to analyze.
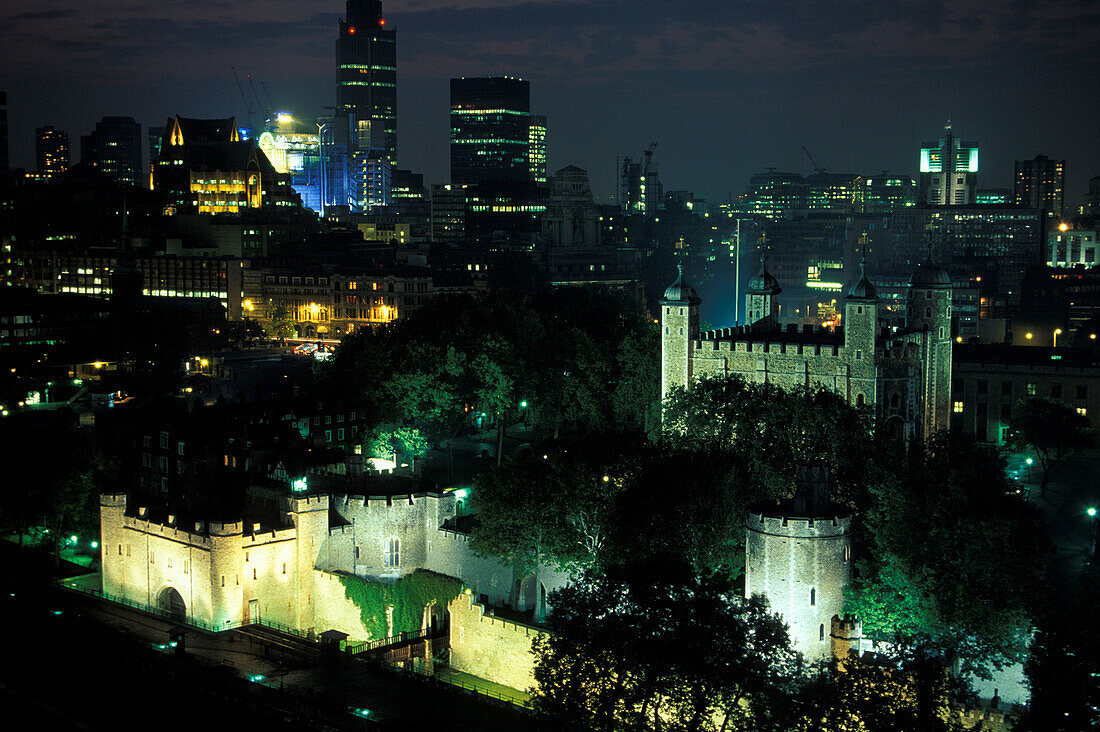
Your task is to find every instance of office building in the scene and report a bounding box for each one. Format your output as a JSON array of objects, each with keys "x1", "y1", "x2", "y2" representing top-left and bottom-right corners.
[
  {"x1": 854, "y1": 173, "x2": 916, "y2": 213},
  {"x1": 1014, "y1": 155, "x2": 1065, "y2": 218},
  {"x1": 257, "y1": 113, "x2": 324, "y2": 213},
  {"x1": 976, "y1": 188, "x2": 1011, "y2": 205},
  {"x1": 430, "y1": 184, "x2": 469, "y2": 243},
  {"x1": 450, "y1": 77, "x2": 531, "y2": 184},
  {"x1": 336, "y1": 0, "x2": 396, "y2": 168},
  {"x1": 919, "y1": 124, "x2": 978, "y2": 205},
  {"x1": 81, "y1": 116, "x2": 143, "y2": 187},
  {"x1": 619, "y1": 145, "x2": 661, "y2": 214},
  {"x1": 529, "y1": 114, "x2": 547, "y2": 185},
  {"x1": 746, "y1": 169, "x2": 807, "y2": 219},
  {"x1": 35, "y1": 125, "x2": 70, "y2": 180}
]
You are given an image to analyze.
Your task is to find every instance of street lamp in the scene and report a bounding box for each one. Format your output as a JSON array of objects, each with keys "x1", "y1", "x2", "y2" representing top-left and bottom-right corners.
[{"x1": 1054, "y1": 328, "x2": 1062, "y2": 348}]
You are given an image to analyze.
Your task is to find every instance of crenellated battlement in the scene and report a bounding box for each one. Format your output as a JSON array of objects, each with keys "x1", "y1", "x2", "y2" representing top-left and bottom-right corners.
[
  {"x1": 831, "y1": 613, "x2": 861, "y2": 636},
  {"x1": 747, "y1": 509, "x2": 852, "y2": 539}
]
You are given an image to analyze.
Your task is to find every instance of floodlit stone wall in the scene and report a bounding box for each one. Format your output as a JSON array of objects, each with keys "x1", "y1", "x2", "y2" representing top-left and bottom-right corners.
[
  {"x1": 448, "y1": 591, "x2": 546, "y2": 692},
  {"x1": 745, "y1": 508, "x2": 852, "y2": 661}
]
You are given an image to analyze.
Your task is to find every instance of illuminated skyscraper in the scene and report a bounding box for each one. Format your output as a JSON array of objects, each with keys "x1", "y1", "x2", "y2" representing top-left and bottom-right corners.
[
  {"x1": 81, "y1": 116, "x2": 142, "y2": 187},
  {"x1": 450, "y1": 76, "x2": 531, "y2": 184},
  {"x1": 1014, "y1": 155, "x2": 1064, "y2": 218},
  {"x1": 336, "y1": 0, "x2": 396, "y2": 169},
  {"x1": 919, "y1": 123, "x2": 978, "y2": 205},
  {"x1": 35, "y1": 125, "x2": 70, "y2": 180},
  {"x1": 529, "y1": 114, "x2": 547, "y2": 185}
]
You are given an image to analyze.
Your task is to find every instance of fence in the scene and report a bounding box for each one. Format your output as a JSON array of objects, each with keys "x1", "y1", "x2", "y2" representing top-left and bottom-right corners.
[{"x1": 61, "y1": 576, "x2": 531, "y2": 712}]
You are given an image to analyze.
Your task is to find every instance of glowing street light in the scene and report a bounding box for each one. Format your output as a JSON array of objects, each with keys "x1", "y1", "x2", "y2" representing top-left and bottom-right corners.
[
  {"x1": 1054, "y1": 328, "x2": 1062, "y2": 348},
  {"x1": 1088, "y1": 507, "x2": 1097, "y2": 517},
  {"x1": 1025, "y1": 332, "x2": 1033, "y2": 340}
]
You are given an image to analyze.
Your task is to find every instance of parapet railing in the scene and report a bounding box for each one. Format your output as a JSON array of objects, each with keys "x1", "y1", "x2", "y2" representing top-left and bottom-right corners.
[{"x1": 58, "y1": 578, "x2": 309, "y2": 639}]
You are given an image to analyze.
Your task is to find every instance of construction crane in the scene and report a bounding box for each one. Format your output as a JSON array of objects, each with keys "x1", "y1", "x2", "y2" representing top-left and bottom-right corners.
[
  {"x1": 231, "y1": 66, "x2": 255, "y2": 130},
  {"x1": 801, "y1": 145, "x2": 826, "y2": 174}
]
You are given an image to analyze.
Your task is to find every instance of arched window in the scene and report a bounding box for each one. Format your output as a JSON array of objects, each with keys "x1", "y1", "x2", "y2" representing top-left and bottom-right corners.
[
  {"x1": 809, "y1": 587, "x2": 816, "y2": 606},
  {"x1": 891, "y1": 393, "x2": 899, "y2": 408},
  {"x1": 383, "y1": 538, "x2": 400, "y2": 568},
  {"x1": 925, "y1": 307, "x2": 932, "y2": 317},
  {"x1": 820, "y1": 623, "x2": 826, "y2": 642},
  {"x1": 844, "y1": 545, "x2": 851, "y2": 562},
  {"x1": 856, "y1": 393, "x2": 865, "y2": 406},
  {"x1": 857, "y1": 305, "x2": 863, "y2": 314}
]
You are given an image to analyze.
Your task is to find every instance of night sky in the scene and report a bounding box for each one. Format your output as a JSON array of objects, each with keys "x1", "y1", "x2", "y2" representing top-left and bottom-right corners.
[{"x1": 4, "y1": 0, "x2": 1098, "y2": 205}]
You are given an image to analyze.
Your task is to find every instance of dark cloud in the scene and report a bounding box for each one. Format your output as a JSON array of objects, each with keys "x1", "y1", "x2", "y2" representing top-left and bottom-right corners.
[{"x1": 1, "y1": 0, "x2": 1096, "y2": 201}]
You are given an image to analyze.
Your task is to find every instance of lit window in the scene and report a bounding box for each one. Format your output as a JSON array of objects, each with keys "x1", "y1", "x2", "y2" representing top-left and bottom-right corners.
[
  {"x1": 1077, "y1": 407, "x2": 1087, "y2": 417},
  {"x1": 953, "y1": 401, "x2": 964, "y2": 413},
  {"x1": 1026, "y1": 383, "x2": 1037, "y2": 396}
]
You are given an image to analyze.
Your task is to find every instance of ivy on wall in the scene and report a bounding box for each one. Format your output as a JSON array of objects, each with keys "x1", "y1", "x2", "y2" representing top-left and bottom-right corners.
[{"x1": 339, "y1": 570, "x2": 463, "y2": 640}]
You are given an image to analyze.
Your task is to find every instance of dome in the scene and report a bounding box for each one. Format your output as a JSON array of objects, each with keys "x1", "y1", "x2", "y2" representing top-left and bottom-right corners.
[
  {"x1": 748, "y1": 259, "x2": 781, "y2": 295},
  {"x1": 909, "y1": 259, "x2": 951, "y2": 289},
  {"x1": 661, "y1": 264, "x2": 700, "y2": 303},
  {"x1": 846, "y1": 261, "x2": 878, "y2": 301}
]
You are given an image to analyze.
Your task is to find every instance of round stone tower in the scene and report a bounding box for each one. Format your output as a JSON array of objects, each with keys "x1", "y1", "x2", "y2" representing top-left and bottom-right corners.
[{"x1": 745, "y1": 465, "x2": 853, "y2": 662}]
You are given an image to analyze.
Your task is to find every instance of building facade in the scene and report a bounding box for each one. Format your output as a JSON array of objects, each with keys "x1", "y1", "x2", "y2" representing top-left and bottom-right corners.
[
  {"x1": 450, "y1": 76, "x2": 531, "y2": 185},
  {"x1": 1014, "y1": 155, "x2": 1064, "y2": 218},
  {"x1": 919, "y1": 124, "x2": 978, "y2": 206},
  {"x1": 660, "y1": 259, "x2": 953, "y2": 442},
  {"x1": 81, "y1": 116, "x2": 143, "y2": 187},
  {"x1": 35, "y1": 125, "x2": 70, "y2": 180},
  {"x1": 336, "y1": 0, "x2": 397, "y2": 170}
]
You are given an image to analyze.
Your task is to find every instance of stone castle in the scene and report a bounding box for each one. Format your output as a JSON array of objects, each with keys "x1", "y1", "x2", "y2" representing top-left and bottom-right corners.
[
  {"x1": 660, "y1": 257, "x2": 953, "y2": 441},
  {"x1": 100, "y1": 479, "x2": 567, "y2": 691}
]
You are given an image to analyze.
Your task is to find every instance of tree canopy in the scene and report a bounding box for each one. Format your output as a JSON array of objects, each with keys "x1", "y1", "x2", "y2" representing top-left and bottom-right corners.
[
  {"x1": 847, "y1": 434, "x2": 1050, "y2": 676},
  {"x1": 531, "y1": 562, "x2": 801, "y2": 732}
]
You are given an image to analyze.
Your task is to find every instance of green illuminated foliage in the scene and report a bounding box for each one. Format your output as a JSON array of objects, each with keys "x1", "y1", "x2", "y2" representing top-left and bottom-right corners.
[
  {"x1": 338, "y1": 570, "x2": 462, "y2": 640},
  {"x1": 848, "y1": 434, "x2": 1049, "y2": 677}
]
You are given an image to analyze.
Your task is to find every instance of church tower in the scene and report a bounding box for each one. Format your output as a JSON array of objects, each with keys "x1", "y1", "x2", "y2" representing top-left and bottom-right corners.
[
  {"x1": 745, "y1": 257, "x2": 781, "y2": 332},
  {"x1": 659, "y1": 265, "x2": 700, "y2": 402},
  {"x1": 843, "y1": 259, "x2": 879, "y2": 409},
  {"x1": 907, "y1": 259, "x2": 953, "y2": 440}
]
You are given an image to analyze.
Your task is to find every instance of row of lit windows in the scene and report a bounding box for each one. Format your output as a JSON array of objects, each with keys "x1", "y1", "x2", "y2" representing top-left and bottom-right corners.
[{"x1": 340, "y1": 81, "x2": 396, "y2": 88}]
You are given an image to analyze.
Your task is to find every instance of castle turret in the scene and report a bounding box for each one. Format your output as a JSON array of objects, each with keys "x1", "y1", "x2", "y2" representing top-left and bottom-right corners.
[
  {"x1": 659, "y1": 265, "x2": 701, "y2": 402},
  {"x1": 830, "y1": 614, "x2": 862, "y2": 664},
  {"x1": 745, "y1": 465, "x2": 853, "y2": 662},
  {"x1": 746, "y1": 257, "x2": 781, "y2": 332},
  {"x1": 100, "y1": 493, "x2": 128, "y2": 598},
  {"x1": 843, "y1": 259, "x2": 879, "y2": 409},
  {"x1": 288, "y1": 493, "x2": 330, "y2": 632},
  {"x1": 907, "y1": 259, "x2": 953, "y2": 440}
]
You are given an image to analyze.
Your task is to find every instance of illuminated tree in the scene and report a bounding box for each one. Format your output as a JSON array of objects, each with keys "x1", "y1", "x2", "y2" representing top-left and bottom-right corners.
[
  {"x1": 795, "y1": 644, "x2": 971, "y2": 732},
  {"x1": 531, "y1": 563, "x2": 800, "y2": 732},
  {"x1": 1006, "y1": 396, "x2": 1091, "y2": 495},
  {"x1": 261, "y1": 300, "x2": 296, "y2": 341},
  {"x1": 660, "y1": 375, "x2": 882, "y2": 507},
  {"x1": 848, "y1": 434, "x2": 1050, "y2": 676}
]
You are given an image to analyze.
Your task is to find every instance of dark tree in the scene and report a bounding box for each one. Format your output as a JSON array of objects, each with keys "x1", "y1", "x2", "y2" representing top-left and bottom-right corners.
[{"x1": 1006, "y1": 397, "x2": 1091, "y2": 495}]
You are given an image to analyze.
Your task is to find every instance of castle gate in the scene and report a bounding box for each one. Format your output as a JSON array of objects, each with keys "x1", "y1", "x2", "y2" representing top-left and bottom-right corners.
[{"x1": 157, "y1": 587, "x2": 187, "y2": 623}]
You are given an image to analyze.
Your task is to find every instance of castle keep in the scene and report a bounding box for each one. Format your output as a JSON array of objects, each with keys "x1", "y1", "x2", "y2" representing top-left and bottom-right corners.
[{"x1": 660, "y1": 258, "x2": 953, "y2": 441}]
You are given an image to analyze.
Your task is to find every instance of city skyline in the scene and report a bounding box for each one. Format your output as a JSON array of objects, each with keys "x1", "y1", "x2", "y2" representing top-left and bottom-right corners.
[{"x1": 2, "y1": 1, "x2": 1097, "y2": 203}]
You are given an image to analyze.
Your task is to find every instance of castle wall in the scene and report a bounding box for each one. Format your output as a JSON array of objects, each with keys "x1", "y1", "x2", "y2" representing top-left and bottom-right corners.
[
  {"x1": 448, "y1": 591, "x2": 546, "y2": 692},
  {"x1": 424, "y1": 529, "x2": 516, "y2": 606},
  {"x1": 690, "y1": 339, "x2": 879, "y2": 408},
  {"x1": 326, "y1": 492, "x2": 456, "y2": 580},
  {"x1": 745, "y1": 511, "x2": 852, "y2": 661},
  {"x1": 310, "y1": 569, "x2": 382, "y2": 641}
]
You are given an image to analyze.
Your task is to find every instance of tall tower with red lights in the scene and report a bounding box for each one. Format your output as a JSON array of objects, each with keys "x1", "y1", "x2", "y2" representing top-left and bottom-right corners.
[{"x1": 336, "y1": 0, "x2": 397, "y2": 172}]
